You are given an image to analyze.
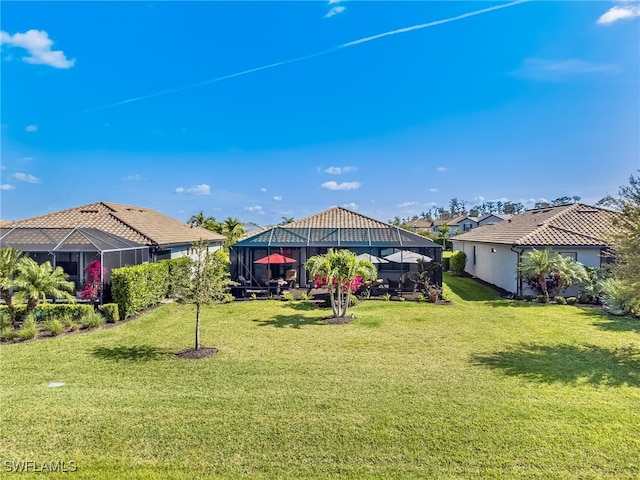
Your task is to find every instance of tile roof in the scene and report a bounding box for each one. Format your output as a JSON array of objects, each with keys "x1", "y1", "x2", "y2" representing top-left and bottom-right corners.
[
  {"x1": 451, "y1": 203, "x2": 617, "y2": 247},
  {"x1": 233, "y1": 206, "x2": 440, "y2": 248},
  {"x1": 10, "y1": 201, "x2": 225, "y2": 247},
  {"x1": 286, "y1": 206, "x2": 391, "y2": 229}
]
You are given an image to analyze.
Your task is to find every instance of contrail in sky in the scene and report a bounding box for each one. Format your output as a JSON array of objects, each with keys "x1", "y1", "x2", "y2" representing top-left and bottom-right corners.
[{"x1": 84, "y1": 0, "x2": 527, "y2": 113}]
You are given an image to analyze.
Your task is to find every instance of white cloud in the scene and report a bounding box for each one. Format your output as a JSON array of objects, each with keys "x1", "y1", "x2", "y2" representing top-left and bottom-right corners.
[
  {"x1": 25, "y1": 125, "x2": 38, "y2": 132},
  {"x1": 321, "y1": 181, "x2": 361, "y2": 191},
  {"x1": 512, "y1": 58, "x2": 619, "y2": 81},
  {"x1": 436, "y1": 167, "x2": 447, "y2": 172},
  {"x1": 429, "y1": 188, "x2": 438, "y2": 193},
  {"x1": 14, "y1": 172, "x2": 40, "y2": 183},
  {"x1": 597, "y1": 5, "x2": 640, "y2": 24},
  {"x1": 328, "y1": 0, "x2": 343, "y2": 4},
  {"x1": 175, "y1": 186, "x2": 185, "y2": 193},
  {"x1": 123, "y1": 174, "x2": 144, "y2": 181},
  {"x1": 244, "y1": 205, "x2": 264, "y2": 214},
  {"x1": 342, "y1": 202, "x2": 358, "y2": 210},
  {"x1": 0, "y1": 29, "x2": 75, "y2": 68},
  {"x1": 273, "y1": 195, "x2": 282, "y2": 201},
  {"x1": 398, "y1": 201, "x2": 418, "y2": 208},
  {"x1": 325, "y1": 5, "x2": 346, "y2": 18},
  {"x1": 186, "y1": 184, "x2": 210, "y2": 196},
  {"x1": 324, "y1": 166, "x2": 356, "y2": 175},
  {"x1": 260, "y1": 187, "x2": 267, "y2": 192},
  {"x1": 1, "y1": 184, "x2": 15, "y2": 190}
]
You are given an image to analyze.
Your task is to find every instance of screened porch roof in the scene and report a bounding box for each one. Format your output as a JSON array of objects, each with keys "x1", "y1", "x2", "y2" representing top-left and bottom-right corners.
[
  {"x1": 233, "y1": 226, "x2": 441, "y2": 249},
  {"x1": 0, "y1": 227, "x2": 148, "y2": 253}
]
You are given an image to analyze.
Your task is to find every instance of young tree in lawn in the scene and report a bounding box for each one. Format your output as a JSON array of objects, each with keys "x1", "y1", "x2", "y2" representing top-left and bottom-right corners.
[
  {"x1": 0, "y1": 248, "x2": 25, "y2": 326},
  {"x1": 607, "y1": 171, "x2": 640, "y2": 312},
  {"x1": 175, "y1": 239, "x2": 229, "y2": 350},
  {"x1": 14, "y1": 257, "x2": 75, "y2": 316},
  {"x1": 305, "y1": 249, "x2": 376, "y2": 319}
]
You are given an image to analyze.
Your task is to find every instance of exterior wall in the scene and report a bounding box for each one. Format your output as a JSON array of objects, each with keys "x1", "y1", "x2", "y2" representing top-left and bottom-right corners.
[
  {"x1": 169, "y1": 243, "x2": 222, "y2": 259},
  {"x1": 457, "y1": 219, "x2": 478, "y2": 232},
  {"x1": 452, "y1": 241, "x2": 518, "y2": 293},
  {"x1": 478, "y1": 215, "x2": 505, "y2": 226},
  {"x1": 452, "y1": 241, "x2": 604, "y2": 296}
]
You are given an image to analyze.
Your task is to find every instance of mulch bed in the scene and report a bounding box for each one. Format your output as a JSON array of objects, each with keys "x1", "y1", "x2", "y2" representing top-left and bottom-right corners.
[
  {"x1": 323, "y1": 315, "x2": 355, "y2": 324},
  {"x1": 174, "y1": 347, "x2": 218, "y2": 359}
]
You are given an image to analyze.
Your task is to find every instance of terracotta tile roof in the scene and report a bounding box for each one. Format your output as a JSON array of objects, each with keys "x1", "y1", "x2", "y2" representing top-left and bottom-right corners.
[
  {"x1": 10, "y1": 201, "x2": 225, "y2": 247},
  {"x1": 451, "y1": 203, "x2": 617, "y2": 247},
  {"x1": 286, "y1": 206, "x2": 392, "y2": 229},
  {"x1": 233, "y1": 206, "x2": 441, "y2": 248}
]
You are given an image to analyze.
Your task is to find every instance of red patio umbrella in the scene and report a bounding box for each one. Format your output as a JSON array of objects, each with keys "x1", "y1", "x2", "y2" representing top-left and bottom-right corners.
[{"x1": 254, "y1": 253, "x2": 297, "y2": 264}]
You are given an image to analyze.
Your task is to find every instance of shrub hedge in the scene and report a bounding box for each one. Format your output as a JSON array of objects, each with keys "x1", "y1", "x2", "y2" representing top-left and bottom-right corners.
[
  {"x1": 112, "y1": 262, "x2": 169, "y2": 319},
  {"x1": 99, "y1": 303, "x2": 120, "y2": 323},
  {"x1": 0, "y1": 304, "x2": 93, "y2": 323}
]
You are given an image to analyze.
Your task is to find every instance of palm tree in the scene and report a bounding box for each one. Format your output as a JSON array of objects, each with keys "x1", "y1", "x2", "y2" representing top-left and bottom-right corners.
[
  {"x1": 305, "y1": 249, "x2": 377, "y2": 318},
  {"x1": 0, "y1": 248, "x2": 25, "y2": 326},
  {"x1": 222, "y1": 217, "x2": 247, "y2": 249},
  {"x1": 188, "y1": 211, "x2": 221, "y2": 233},
  {"x1": 518, "y1": 248, "x2": 589, "y2": 300},
  {"x1": 517, "y1": 248, "x2": 555, "y2": 300},
  {"x1": 14, "y1": 258, "x2": 75, "y2": 316}
]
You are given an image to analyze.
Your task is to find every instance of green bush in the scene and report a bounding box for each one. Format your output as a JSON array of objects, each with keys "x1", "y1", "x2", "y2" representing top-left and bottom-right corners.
[
  {"x1": 0, "y1": 312, "x2": 11, "y2": 329},
  {"x1": 450, "y1": 251, "x2": 467, "y2": 276},
  {"x1": 63, "y1": 314, "x2": 80, "y2": 332},
  {"x1": 536, "y1": 295, "x2": 548, "y2": 304},
  {"x1": 442, "y1": 257, "x2": 451, "y2": 272},
  {"x1": 566, "y1": 297, "x2": 577, "y2": 305},
  {"x1": 349, "y1": 294, "x2": 358, "y2": 306},
  {"x1": 162, "y1": 257, "x2": 190, "y2": 298},
  {"x1": 17, "y1": 316, "x2": 38, "y2": 340},
  {"x1": 99, "y1": 303, "x2": 120, "y2": 323},
  {"x1": 298, "y1": 292, "x2": 311, "y2": 301},
  {"x1": 281, "y1": 292, "x2": 295, "y2": 302},
  {"x1": 112, "y1": 262, "x2": 171, "y2": 318},
  {"x1": 599, "y1": 278, "x2": 636, "y2": 316},
  {"x1": 417, "y1": 294, "x2": 426, "y2": 303},
  {"x1": 1, "y1": 326, "x2": 17, "y2": 341},
  {"x1": 0, "y1": 304, "x2": 94, "y2": 324},
  {"x1": 221, "y1": 293, "x2": 235, "y2": 304},
  {"x1": 382, "y1": 293, "x2": 391, "y2": 301},
  {"x1": 43, "y1": 318, "x2": 64, "y2": 336},
  {"x1": 554, "y1": 296, "x2": 567, "y2": 305},
  {"x1": 80, "y1": 311, "x2": 104, "y2": 329}
]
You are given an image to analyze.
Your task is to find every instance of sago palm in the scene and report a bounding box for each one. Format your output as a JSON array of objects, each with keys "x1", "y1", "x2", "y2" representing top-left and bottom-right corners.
[
  {"x1": 14, "y1": 258, "x2": 76, "y2": 315},
  {"x1": 517, "y1": 247, "x2": 556, "y2": 300}
]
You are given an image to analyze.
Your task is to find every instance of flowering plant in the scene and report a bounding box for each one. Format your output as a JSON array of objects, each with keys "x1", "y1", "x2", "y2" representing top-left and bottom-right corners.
[{"x1": 81, "y1": 260, "x2": 106, "y2": 302}]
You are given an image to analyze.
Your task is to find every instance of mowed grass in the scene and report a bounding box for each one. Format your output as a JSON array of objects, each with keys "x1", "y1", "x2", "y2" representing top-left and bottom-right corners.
[{"x1": 1, "y1": 274, "x2": 639, "y2": 479}]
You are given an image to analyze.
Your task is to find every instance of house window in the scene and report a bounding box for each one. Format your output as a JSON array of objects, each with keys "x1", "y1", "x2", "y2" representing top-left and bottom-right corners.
[
  {"x1": 473, "y1": 246, "x2": 476, "y2": 265},
  {"x1": 559, "y1": 252, "x2": 577, "y2": 261}
]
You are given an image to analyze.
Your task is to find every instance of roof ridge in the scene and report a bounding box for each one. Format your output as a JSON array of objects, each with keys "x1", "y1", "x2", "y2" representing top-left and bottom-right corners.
[{"x1": 107, "y1": 212, "x2": 155, "y2": 244}]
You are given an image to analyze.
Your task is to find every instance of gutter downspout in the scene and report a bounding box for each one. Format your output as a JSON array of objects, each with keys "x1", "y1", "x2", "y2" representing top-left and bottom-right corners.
[{"x1": 510, "y1": 245, "x2": 522, "y2": 297}]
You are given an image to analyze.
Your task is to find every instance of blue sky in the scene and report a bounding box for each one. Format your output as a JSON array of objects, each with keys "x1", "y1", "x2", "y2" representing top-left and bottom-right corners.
[{"x1": 1, "y1": 1, "x2": 639, "y2": 224}]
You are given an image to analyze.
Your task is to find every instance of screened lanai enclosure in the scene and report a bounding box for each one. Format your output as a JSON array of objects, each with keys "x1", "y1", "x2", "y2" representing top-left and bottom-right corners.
[
  {"x1": 230, "y1": 224, "x2": 442, "y2": 290},
  {"x1": 0, "y1": 227, "x2": 149, "y2": 300}
]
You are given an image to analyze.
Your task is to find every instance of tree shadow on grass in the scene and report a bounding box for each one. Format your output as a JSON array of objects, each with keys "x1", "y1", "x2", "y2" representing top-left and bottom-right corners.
[
  {"x1": 585, "y1": 308, "x2": 640, "y2": 334},
  {"x1": 471, "y1": 342, "x2": 640, "y2": 387},
  {"x1": 286, "y1": 302, "x2": 320, "y2": 311},
  {"x1": 90, "y1": 345, "x2": 173, "y2": 362},
  {"x1": 252, "y1": 314, "x2": 324, "y2": 329}
]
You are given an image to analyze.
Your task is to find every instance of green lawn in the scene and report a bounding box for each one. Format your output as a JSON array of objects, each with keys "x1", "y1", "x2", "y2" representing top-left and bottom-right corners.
[{"x1": 1, "y1": 274, "x2": 639, "y2": 479}]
